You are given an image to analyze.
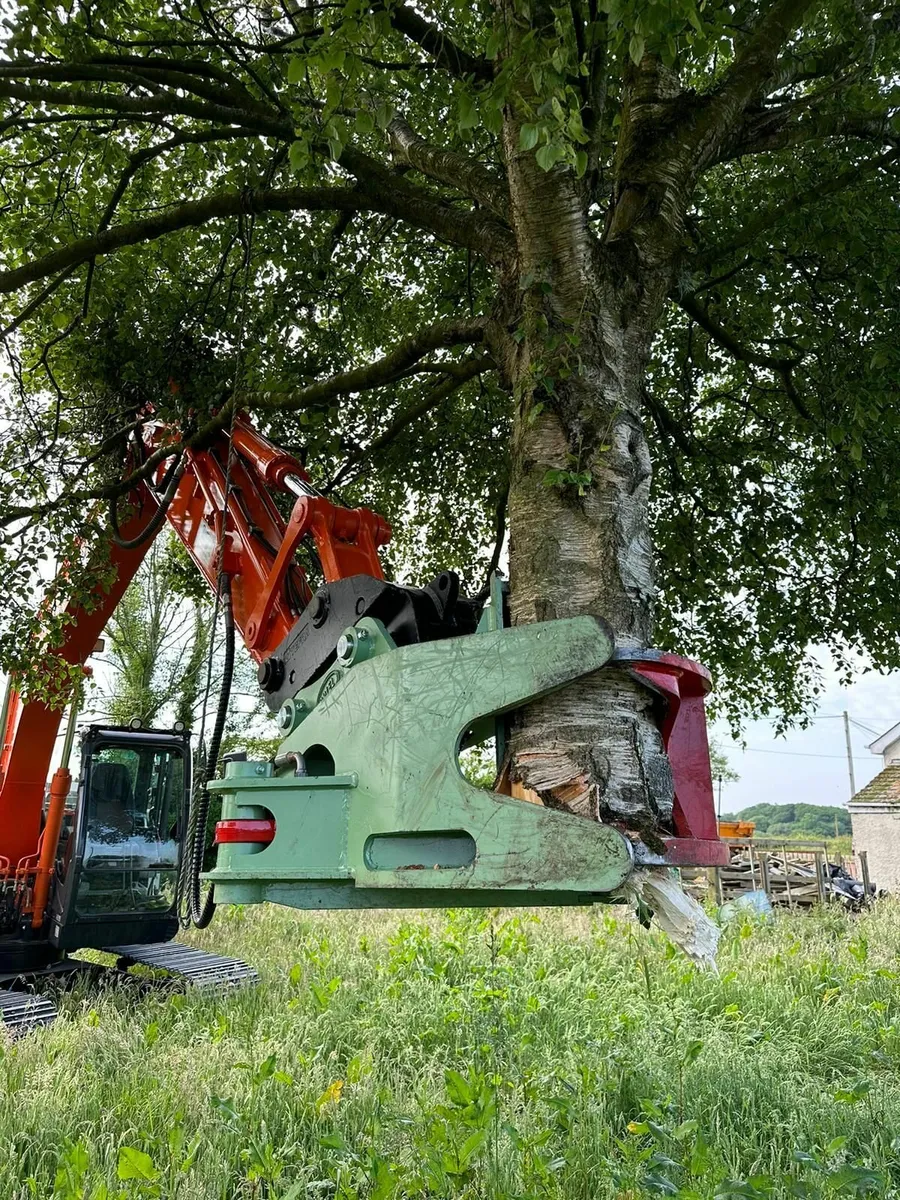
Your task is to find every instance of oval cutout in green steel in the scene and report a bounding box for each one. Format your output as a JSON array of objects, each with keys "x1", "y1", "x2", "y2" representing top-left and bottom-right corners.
[{"x1": 364, "y1": 831, "x2": 476, "y2": 871}]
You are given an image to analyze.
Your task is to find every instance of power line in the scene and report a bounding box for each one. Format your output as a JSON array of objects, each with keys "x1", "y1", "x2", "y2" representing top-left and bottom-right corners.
[
  {"x1": 745, "y1": 747, "x2": 882, "y2": 760},
  {"x1": 849, "y1": 718, "x2": 881, "y2": 736}
]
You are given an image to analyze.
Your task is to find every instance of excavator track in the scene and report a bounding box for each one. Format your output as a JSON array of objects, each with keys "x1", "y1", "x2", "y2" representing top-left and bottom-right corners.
[
  {"x1": 0, "y1": 988, "x2": 58, "y2": 1034},
  {"x1": 106, "y1": 942, "x2": 258, "y2": 989}
]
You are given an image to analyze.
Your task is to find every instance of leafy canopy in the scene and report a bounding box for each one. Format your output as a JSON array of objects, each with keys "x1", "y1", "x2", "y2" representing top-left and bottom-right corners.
[{"x1": 0, "y1": 0, "x2": 898, "y2": 729}]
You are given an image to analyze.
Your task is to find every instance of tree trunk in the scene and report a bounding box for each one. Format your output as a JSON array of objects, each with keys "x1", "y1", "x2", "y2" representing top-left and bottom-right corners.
[{"x1": 498, "y1": 67, "x2": 682, "y2": 838}]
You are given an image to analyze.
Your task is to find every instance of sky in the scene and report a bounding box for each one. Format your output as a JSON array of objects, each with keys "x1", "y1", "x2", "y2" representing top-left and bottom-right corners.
[{"x1": 712, "y1": 651, "x2": 900, "y2": 815}]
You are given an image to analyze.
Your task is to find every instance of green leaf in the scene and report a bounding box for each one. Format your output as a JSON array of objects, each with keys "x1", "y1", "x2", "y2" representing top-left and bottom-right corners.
[
  {"x1": 629, "y1": 34, "x2": 645, "y2": 64},
  {"x1": 355, "y1": 109, "x2": 375, "y2": 135},
  {"x1": 519, "y1": 123, "x2": 540, "y2": 151},
  {"x1": 117, "y1": 1147, "x2": 159, "y2": 1183},
  {"x1": 457, "y1": 1129, "x2": 487, "y2": 1168},
  {"x1": 317, "y1": 45, "x2": 346, "y2": 73},
  {"x1": 375, "y1": 101, "x2": 394, "y2": 130},
  {"x1": 457, "y1": 91, "x2": 479, "y2": 130},
  {"x1": 535, "y1": 141, "x2": 564, "y2": 171},
  {"x1": 485, "y1": 27, "x2": 503, "y2": 58},
  {"x1": 289, "y1": 140, "x2": 310, "y2": 172},
  {"x1": 445, "y1": 1068, "x2": 473, "y2": 1106},
  {"x1": 574, "y1": 150, "x2": 588, "y2": 177}
]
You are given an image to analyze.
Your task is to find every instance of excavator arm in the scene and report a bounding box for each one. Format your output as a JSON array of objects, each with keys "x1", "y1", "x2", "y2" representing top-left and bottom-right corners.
[{"x1": 0, "y1": 411, "x2": 489, "y2": 928}]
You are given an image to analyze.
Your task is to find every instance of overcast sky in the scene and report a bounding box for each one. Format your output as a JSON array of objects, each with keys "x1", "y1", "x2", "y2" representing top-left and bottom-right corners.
[{"x1": 712, "y1": 651, "x2": 899, "y2": 815}]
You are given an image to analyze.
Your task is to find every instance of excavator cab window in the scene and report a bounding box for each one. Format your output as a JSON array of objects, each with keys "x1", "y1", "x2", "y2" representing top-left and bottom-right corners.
[{"x1": 73, "y1": 738, "x2": 184, "y2": 918}]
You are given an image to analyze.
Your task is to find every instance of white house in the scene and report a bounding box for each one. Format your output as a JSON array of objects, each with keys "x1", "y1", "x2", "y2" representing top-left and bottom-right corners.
[{"x1": 848, "y1": 721, "x2": 900, "y2": 891}]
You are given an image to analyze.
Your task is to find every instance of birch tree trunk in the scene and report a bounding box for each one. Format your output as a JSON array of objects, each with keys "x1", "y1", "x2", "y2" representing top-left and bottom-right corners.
[{"x1": 499, "y1": 51, "x2": 691, "y2": 838}]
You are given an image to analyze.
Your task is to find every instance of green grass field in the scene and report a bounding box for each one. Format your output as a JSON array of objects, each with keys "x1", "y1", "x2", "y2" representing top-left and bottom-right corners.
[{"x1": 4, "y1": 898, "x2": 900, "y2": 1199}]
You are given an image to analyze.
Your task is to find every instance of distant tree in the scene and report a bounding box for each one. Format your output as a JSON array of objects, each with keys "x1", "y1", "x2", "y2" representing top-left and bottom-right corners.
[
  {"x1": 709, "y1": 738, "x2": 740, "y2": 784},
  {"x1": 721, "y1": 801, "x2": 850, "y2": 838},
  {"x1": 99, "y1": 538, "x2": 211, "y2": 729}
]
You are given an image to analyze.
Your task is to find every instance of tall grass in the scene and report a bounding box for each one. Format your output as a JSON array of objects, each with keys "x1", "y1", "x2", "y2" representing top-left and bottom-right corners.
[{"x1": 3, "y1": 900, "x2": 900, "y2": 1198}]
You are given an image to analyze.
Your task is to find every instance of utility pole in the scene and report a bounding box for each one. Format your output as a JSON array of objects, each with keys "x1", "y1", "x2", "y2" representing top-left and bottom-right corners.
[{"x1": 843, "y1": 710, "x2": 856, "y2": 799}]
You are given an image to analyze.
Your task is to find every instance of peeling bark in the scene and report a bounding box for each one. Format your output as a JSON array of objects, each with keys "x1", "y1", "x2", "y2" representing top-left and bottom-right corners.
[{"x1": 498, "y1": 16, "x2": 694, "y2": 834}]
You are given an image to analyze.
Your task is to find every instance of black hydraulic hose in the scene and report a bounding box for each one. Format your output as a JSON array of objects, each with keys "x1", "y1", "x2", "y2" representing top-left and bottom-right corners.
[
  {"x1": 108, "y1": 450, "x2": 186, "y2": 551},
  {"x1": 187, "y1": 574, "x2": 235, "y2": 929}
]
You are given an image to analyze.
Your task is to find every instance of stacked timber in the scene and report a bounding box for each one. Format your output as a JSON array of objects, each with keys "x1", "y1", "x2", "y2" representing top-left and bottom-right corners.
[
  {"x1": 682, "y1": 840, "x2": 871, "y2": 909},
  {"x1": 716, "y1": 840, "x2": 831, "y2": 907}
]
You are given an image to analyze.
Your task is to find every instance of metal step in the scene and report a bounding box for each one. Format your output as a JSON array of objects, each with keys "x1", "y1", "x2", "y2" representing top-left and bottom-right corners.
[
  {"x1": 0, "y1": 988, "x2": 58, "y2": 1034},
  {"x1": 105, "y1": 942, "x2": 258, "y2": 989}
]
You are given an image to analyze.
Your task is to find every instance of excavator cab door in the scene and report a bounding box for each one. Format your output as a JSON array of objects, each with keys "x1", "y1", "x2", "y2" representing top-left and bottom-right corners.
[{"x1": 49, "y1": 726, "x2": 191, "y2": 951}]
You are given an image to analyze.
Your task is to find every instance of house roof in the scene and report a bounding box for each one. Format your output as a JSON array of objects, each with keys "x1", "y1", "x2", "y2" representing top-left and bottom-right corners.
[
  {"x1": 868, "y1": 721, "x2": 900, "y2": 755},
  {"x1": 851, "y1": 764, "x2": 900, "y2": 805}
]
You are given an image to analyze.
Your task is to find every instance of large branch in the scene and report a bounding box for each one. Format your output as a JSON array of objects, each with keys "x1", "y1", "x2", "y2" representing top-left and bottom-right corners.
[
  {"x1": 247, "y1": 319, "x2": 487, "y2": 411},
  {"x1": 0, "y1": 186, "x2": 362, "y2": 296},
  {"x1": 695, "y1": 0, "x2": 818, "y2": 167},
  {"x1": 0, "y1": 326, "x2": 490, "y2": 527},
  {"x1": 340, "y1": 145, "x2": 515, "y2": 260},
  {"x1": 0, "y1": 78, "x2": 290, "y2": 138},
  {"x1": 725, "y1": 107, "x2": 897, "y2": 160},
  {"x1": 0, "y1": 59, "x2": 259, "y2": 115},
  {"x1": 766, "y1": 6, "x2": 900, "y2": 94},
  {"x1": 380, "y1": 2, "x2": 492, "y2": 80},
  {"x1": 387, "y1": 118, "x2": 509, "y2": 218},
  {"x1": 0, "y1": 159, "x2": 512, "y2": 298}
]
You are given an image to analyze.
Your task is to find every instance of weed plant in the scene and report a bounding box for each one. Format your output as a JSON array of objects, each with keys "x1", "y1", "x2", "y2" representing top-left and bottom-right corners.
[{"x1": 3, "y1": 899, "x2": 900, "y2": 1198}]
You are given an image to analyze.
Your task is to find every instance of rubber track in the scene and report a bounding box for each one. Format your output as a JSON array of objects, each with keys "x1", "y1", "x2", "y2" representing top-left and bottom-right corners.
[
  {"x1": 105, "y1": 942, "x2": 258, "y2": 988},
  {"x1": 0, "y1": 988, "x2": 57, "y2": 1034}
]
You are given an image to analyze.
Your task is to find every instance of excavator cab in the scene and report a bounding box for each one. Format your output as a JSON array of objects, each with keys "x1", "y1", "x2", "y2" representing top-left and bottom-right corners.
[{"x1": 48, "y1": 725, "x2": 190, "y2": 951}]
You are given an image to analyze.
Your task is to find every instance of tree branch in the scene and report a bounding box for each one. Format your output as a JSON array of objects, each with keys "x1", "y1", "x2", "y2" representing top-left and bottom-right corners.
[
  {"x1": 0, "y1": 185, "x2": 363, "y2": 296},
  {"x1": 387, "y1": 117, "x2": 509, "y2": 218},
  {"x1": 339, "y1": 145, "x2": 516, "y2": 261},
  {"x1": 0, "y1": 58, "x2": 263, "y2": 116},
  {"x1": 0, "y1": 265, "x2": 80, "y2": 336},
  {"x1": 675, "y1": 293, "x2": 811, "y2": 420},
  {"x1": 325, "y1": 354, "x2": 493, "y2": 490},
  {"x1": 1, "y1": 332, "x2": 491, "y2": 527},
  {"x1": 98, "y1": 128, "x2": 253, "y2": 233},
  {"x1": 0, "y1": 154, "x2": 513, "y2": 298},
  {"x1": 725, "y1": 106, "x2": 897, "y2": 160},
  {"x1": 0, "y1": 78, "x2": 290, "y2": 139},
  {"x1": 766, "y1": 6, "x2": 900, "y2": 94},
  {"x1": 694, "y1": 0, "x2": 818, "y2": 167},
  {"x1": 379, "y1": 2, "x2": 492, "y2": 80},
  {"x1": 248, "y1": 319, "x2": 488, "y2": 412},
  {"x1": 477, "y1": 480, "x2": 509, "y2": 597}
]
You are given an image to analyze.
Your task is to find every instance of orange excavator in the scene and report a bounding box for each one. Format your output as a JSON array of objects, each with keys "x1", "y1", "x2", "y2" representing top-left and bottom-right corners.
[
  {"x1": 0, "y1": 413, "x2": 725, "y2": 1032},
  {"x1": 0, "y1": 413, "x2": 485, "y2": 1030}
]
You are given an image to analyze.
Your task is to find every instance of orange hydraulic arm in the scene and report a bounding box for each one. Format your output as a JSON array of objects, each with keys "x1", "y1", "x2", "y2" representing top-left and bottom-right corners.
[
  {"x1": 151, "y1": 414, "x2": 391, "y2": 658},
  {"x1": 0, "y1": 413, "x2": 391, "y2": 895}
]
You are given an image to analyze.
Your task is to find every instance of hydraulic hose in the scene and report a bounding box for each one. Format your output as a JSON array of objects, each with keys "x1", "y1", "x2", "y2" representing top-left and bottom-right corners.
[
  {"x1": 108, "y1": 450, "x2": 186, "y2": 551},
  {"x1": 183, "y1": 574, "x2": 235, "y2": 929}
]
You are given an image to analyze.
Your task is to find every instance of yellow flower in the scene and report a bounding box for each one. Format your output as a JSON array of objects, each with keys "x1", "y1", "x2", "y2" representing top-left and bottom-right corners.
[{"x1": 316, "y1": 1079, "x2": 345, "y2": 1110}]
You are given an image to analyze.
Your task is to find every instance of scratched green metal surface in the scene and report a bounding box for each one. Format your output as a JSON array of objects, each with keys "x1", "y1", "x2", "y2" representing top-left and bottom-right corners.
[{"x1": 206, "y1": 616, "x2": 634, "y2": 910}]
